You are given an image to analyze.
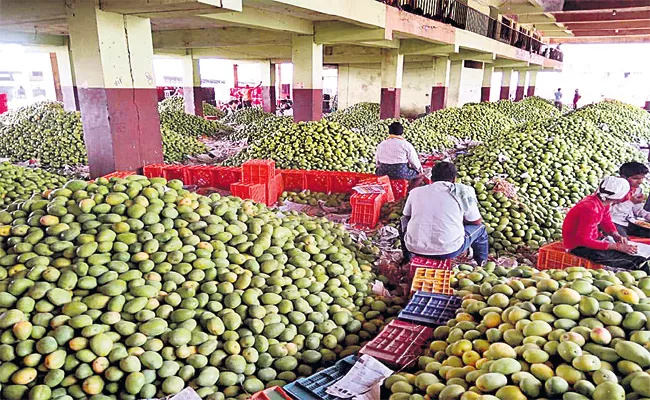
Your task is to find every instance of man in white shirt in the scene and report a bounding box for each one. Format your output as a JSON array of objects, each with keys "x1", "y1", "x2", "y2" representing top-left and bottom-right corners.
[
  {"x1": 401, "y1": 162, "x2": 489, "y2": 264},
  {"x1": 612, "y1": 162, "x2": 650, "y2": 238},
  {"x1": 554, "y1": 88, "x2": 563, "y2": 110},
  {"x1": 375, "y1": 122, "x2": 424, "y2": 189}
]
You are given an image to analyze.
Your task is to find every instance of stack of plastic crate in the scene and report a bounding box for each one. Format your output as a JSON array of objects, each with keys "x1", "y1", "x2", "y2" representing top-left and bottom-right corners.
[
  {"x1": 359, "y1": 320, "x2": 433, "y2": 368},
  {"x1": 399, "y1": 292, "x2": 463, "y2": 326},
  {"x1": 349, "y1": 193, "x2": 384, "y2": 229},
  {"x1": 232, "y1": 160, "x2": 282, "y2": 205},
  {"x1": 408, "y1": 256, "x2": 453, "y2": 278},
  {"x1": 283, "y1": 356, "x2": 358, "y2": 400},
  {"x1": 410, "y1": 268, "x2": 455, "y2": 295}
]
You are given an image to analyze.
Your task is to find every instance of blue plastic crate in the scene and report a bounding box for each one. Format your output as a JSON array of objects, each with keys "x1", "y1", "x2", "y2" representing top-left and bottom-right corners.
[
  {"x1": 283, "y1": 355, "x2": 358, "y2": 400},
  {"x1": 398, "y1": 292, "x2": 462, "y2": 326}
]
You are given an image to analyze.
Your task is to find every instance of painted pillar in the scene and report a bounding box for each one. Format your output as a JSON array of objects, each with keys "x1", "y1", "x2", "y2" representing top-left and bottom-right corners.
[
  {"x1": 260, "y1": 60, "x2": 276, "y2": 114},
  {"x1": 379, "y1": 49, "x2": 404, "y2": 119},
  {"x1": 50, "y1": 53, "x2": 64, "y2": 103},
  {"x1": 527, "y1": 70, "x2": 537, "y2": 97},
  {"x1": 68, "y1": 1, "x2": 163, "y2": 178},
  {"x1": 55, "y1": 42, "x2": 78, "y2": 111},
  {"x1": 181, "y1": 55, "x2": 207, "y2": 116},
  {"x1": 515, "y1": 70, "x2": 526, "y2": 101},
  {"x1": 291, "y1": 35, "x2": 323, "y2": 122},
  {"x1": 430, "y1": 57, "x2": 451, "y2": 112},
  {"x1": 447, "y1": 61, "x2": 463, "y2": 108},
  {"x1": 481, "y1": 65, "x2": 493, "y2": 102},
  {"x1": 500, "y1": 69, "x2": 512, "y2": 100}
]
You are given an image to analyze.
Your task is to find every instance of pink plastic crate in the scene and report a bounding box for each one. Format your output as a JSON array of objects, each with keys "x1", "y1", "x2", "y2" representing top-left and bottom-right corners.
[
  {"x1": 280, "y1": 170, "x2": 305, "y2": 192},
  {"x1": 142, "y1": 164, "x2": 166, "y2": 179},
  {"x1": 358, "y1": 176, "x2": 394, "y2": 202},
  {"x1": 230, "y1": 182, "x2": 266, "y2": 204},
  {"x1": 390, "y1": 179, "x2": 409, "y2": 201},
  {"x1": 408, "y1": 256, "x2": 453, "y2": 278},
  {"x1": 329, "y1": 172, "x2": 363, "y2": 194},
  {"x1": 305, "y1": 171, "x2": 330, "y2": 193},
  {"x1": 266, "y1": 174, "x2": 284, "y2": 206},
  {"x1": 162, "y1": 165, "x2": 188, "y2": 183},
  {"x1": 186, "y1": 166, "x2": 215, "y2": 187},
  {"x1": 350, "y1": 193, "x2": 384, "y2": 228},
  {"x1": 359, "y1": 320, "x2": 433, "y2": 368},
  {"x1": 213, "y1": 167, "x2": 242, "y2": 190},
  {"x1": 242, "y1": 159, "x2": 276, "y2": 184}
]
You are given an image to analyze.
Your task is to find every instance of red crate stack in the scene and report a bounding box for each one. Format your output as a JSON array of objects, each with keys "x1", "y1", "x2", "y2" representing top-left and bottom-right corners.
[
  {"x1": 305, "y1": 171, "x2": 330, "y2": 193},
  {"x1": 359, "y1": 175, "x2": 394, "y2": 202},
  {"x1": 230, "y1": 182, "x2": 266, "y2": 204},
  {"x1": 280, "y1": 170, "x2": 305, "y2": 192},
  {"x1": 266, "y1": 174, "x2": 284, "y2": 206},
  {"x1": 390, "y1": 179, "x2": 409, "y2": 201},
  {"x1": 242, "y1": 159, "x2": 275, "y2": 184},
  {"x1": 359, "y1": 320, "x2": 433, "y2": 368},
  {"x1": 142, "y1": 164, "x2": 166, "y2": 178},
  {"x1": 350, "y1": 193, "x2": 384, "y2": 228},
  {"x1": 213, "y1": 167, "x2": 242, "y2": 189},
  {"x1": 408, "y1": 256, "x2": 453, "y2": 278},
  {"x1": 161, "y1": 165, "x2": 188, "y2": 182},
  {"x1": 330, "y1": 172, "x2": 363, "y2": 194}
]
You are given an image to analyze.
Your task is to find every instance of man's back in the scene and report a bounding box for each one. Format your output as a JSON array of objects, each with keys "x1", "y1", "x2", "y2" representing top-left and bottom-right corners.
[{"x1": 555, "y1": 91, "x2": 562, "y2": 101}]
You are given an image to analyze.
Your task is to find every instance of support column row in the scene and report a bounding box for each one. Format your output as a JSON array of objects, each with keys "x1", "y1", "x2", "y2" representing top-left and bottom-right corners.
[
  {"x1": 292, "y1": 35, "x2": 323, "y2": 122},
  {"x1": 527, "y1": 71, "x2": 537, "y2": 97},
  {"x1": 379, "y1": 49, "x2": 404, "y2": 119},
  {"x1": 68, "y1": 1, "x2": 162, "y2": 177},
  {"x1": 481, "y1": 65, "x2": 493, "y2": 102},
  {"x1": 515, "y1": 70, "x2": 526, "y2": 101}
]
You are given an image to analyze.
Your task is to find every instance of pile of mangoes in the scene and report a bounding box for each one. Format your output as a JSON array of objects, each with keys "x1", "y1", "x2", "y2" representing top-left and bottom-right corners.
[{"x1": 326, "y1": 102, "x2": 381, "y2": 131}]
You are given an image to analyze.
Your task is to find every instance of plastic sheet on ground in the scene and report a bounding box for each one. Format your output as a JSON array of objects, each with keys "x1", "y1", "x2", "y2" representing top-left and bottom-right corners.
[
  {"x1": 325, "y1": 355, "x2": 393, "y2": 400},
  {"x1": 185, "y1": 139, "x2": 248, "y2": 165},
  {"x1": 277, "y1": 200, "x2": 323, "y2": 215}
]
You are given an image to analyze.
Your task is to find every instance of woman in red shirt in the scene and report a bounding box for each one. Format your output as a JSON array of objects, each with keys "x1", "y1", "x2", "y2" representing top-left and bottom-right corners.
[{"x1": 562, "y1": 176, "x2": 649, "y2": 270}]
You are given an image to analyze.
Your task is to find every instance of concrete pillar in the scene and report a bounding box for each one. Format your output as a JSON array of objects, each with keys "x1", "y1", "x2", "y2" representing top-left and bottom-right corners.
[
  {"x1": 379, "y1": 49, "x2": 404, "y2": 119},
  {"x1": 500, "y1": 69, "x2": 512, "y2": 100},
  {"x1": 50, "y1": 53, "x2": 63, "y2": 104},
  {"x1": 447, "y1": 61, "x2": 463, "y2": 108},
  {"x1": 515, "y1": 70, "x2": 526, "y2": 101},
  {"x1": 481, "y1": 65, "x2": 493, "y2": 102},
  {"x1": 68, "y1": 1, "x2": 163, "y2": 178},
  {"x1": 260, "y1": 60, "x2": 276, "y2": 114},
  {"x1": 53, "y1": 43, "x2": 78, "y2": 111},
  {"x1": 291, "y1": 35, "x2": 323, "y2": 122},
  {"x1": 430, "y1": 57, "x2": 451, "y2": 112},
  {"x1": 527, "y1": 71, "x2": 537, "y2": 97},
  {"x1": 182, "y1": 54, "x2": 205, "y2": 116}
]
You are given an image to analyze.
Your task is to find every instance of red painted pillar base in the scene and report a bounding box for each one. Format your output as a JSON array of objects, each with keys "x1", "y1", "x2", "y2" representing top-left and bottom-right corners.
[
  {"x1": 182, "y1": 87, "x2": 215, "y2": 116},
  {"x1": 515, "y1": 86, "x2": 525, "y2": 101},
  {"x1": 293, "y1": 89, "x2": 322, "y2": 122},
  {"x1": 262, "y1": 86, "x2": 276, "y2": 114},
  {"x1": 527, "y1": 86, "x2": 536, "y2": 97},
  {"x1": 480, "y1": 87, "x2": 491, "y2": 102},
  {"x1": 645, "y1": 101, "x2": 650, "y2": 111},
  {"x1": 500, "y1": 86, "x2": 510, "y2": 100},
  {"x1": 78, "y1": 87, "x2": 163, "y2": 178},
  {"x1": 430, "y1": 87, "x2": 447, "y2": 112},
  {"x1": 380, "y1": 88, "x2": 401, "y2": 119}
]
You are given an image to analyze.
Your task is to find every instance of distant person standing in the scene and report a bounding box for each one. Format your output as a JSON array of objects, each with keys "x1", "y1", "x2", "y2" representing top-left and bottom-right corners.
[
  {"x1": 573, "y1": 89, "x2": 581, "y2": 109},
  {"x1": 554, "y1": 88, "x2": 563, "y2": 110},
  {"x1": 240, "y1": 82, "x2": 261, "y2": 108}
]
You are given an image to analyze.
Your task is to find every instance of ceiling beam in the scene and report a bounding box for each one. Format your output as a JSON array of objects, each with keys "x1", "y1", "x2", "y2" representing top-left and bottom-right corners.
[
  {"x1": 190, "y1": 45, "x2": 291, "y2": 59},
  {"x1": 554, "y1": 9, "x2": 650, "y2": 22},
  {"x1": 357, "y1": 40, "x2": 401, "y2": 49},
  {"x1": 399, "y1": 40, "x2": 458, "y2": 55},
  {"x1": 565, "y1": 20, "x2": 650, "y2": 29},
  {"x1": 252, "y1": 0, "x2": 386, "y2": 28},
  {"x1": 516, "y1": 13, "x2": 558, "y2": 24},
  {"x1": 569, "y1": 28, "x2": 650, "y2": 36},
  {"x1": 314, "y1": 21, "x2": 390, "y2": 44},
  {"x1": 562, "y1": 0, "x2": 650, "y2": 12},
  {"x1": 494, "y1": 59, "x2": 530, "y2": 68},
  {"x1": 0, "y1": 30, "x2": 66, "y2": 46},
  {"x1": 200, "y1": 7, "x2": 313, "y2": 34},
  {"x1": 100, "y1": 0, "x2": 242, "y2": 16},
  {"x1": 152, "y1": 27, "x2": 291, "y2": 48},
  {"x1": 551, "y1": 35, "x2": 650, "y2": 43},
  {"x1": 0, "y1": 1, "x2": 66, "y2": 25},
  {"x1": 449, "y1": 51, "x2": 496, "y2": 62}
]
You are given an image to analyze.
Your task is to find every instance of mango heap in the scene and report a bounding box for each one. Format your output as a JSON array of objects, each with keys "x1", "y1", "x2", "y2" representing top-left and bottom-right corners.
[
  {"x1": 0, "y1": 175, "x2": 403, "y2": 400},
  {"x1": 238, "y1": 120, "x2": 375, "y2": 173},
  {"x1": 386, "y1": 264, "x2": 650, "y2": 400},
  {"x1": 222, "y1": 108, "x2": 274, "y2": 127},
  {"x1": 227, "y1": 116, "x2": 293, "y2": 142},
  {"x1": 569, "y1": 100, "x2": 650, "y2": 143},
  {"x1": 161, "y1": 127, "x2": 209, "y2": 163},
  {"x1": 456, "y1": 116, "x2": 645, "y2": 253},
  {"x1": 157, "y1": 96, "x2": 185, "y2": 114},
  {"x1": 159, "y1": 112, "x2": 232, "y2": 139},
  {"x1": 360, "y1": 118, "x2": 412, "y2": 150},
  {"x1": 0, "y1": 163, "x2": 67, "y2": 207},
  {"x1": 202, "y1": 103, "x2": 226, "y2": 120},
  {"x1": 326, "y1": 102, "x2": 381, "y2": 131},
  {"x1": 474, "y1": 98, "x2": 560, "y2": 125}
]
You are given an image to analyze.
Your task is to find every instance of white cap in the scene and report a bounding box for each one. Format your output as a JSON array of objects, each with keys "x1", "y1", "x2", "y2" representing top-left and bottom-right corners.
[{"x1": 597, "y1": 176, "x2": 630, "y2": 200}]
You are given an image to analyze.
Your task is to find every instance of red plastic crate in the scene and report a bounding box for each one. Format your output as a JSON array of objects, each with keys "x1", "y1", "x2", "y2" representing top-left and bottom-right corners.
[
  {"x1": 142, "y1": 164, "x2": 166, "y2": 179},
  {"x1": 162, "y1": 165, "x2": 188, "y2": 183},
  {"x1": 242, "y1": 159, "x2": 276, "y2": 184},
  {"x1": 359, "y1": 320, "x2": 433, "y2": 368},
  {"x1": 205, "y1": 116, "x2": 219, "y2": 121},
  {"x1": 213, "y1": 167, "x2": 242, "y2": 190},
  {"x1": 305, "y1": 171, "x2": 330, "y2": 193},
  {"x1": 390, "y1": 179, "x2": 409, "y2": 201},
  {"x1": 266, "y1": 174, "x2": 284, "y2": 206},
  {"x1": 408, "y1": 256, "x2": 453, "y2": 278},
  {"x1": 537, "y1": 242, "x2": 602, "y2": 270},
  {"x1": 349, "y1": 193, "x2": 384, "y2": 228},
  {"x1": 329, "y1": 172, "x2": 363, "y2": 194},
  {"x1": 279, "y1": 170, "x2": 305, "y2": 192},
  {"x1": 230, "y1": 182, "x2": 266, "y2": 204},
  {"x1": 101, "y1": 171, "x2": 136, "y2": 180},
  {"x1": 249, "y1": 386, "x2": 292, "y2": 400},
  {"x1": 358, "y1": 176, "x2": 394, "y2": 202},
  {"x1": 186, "y1": 166, "x2": 215, "y2": 187}
]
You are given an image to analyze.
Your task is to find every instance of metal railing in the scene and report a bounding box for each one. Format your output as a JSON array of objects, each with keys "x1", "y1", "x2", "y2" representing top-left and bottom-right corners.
[{"x1": 382, "y1": 0, "x2": 563, "y2": 62}]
